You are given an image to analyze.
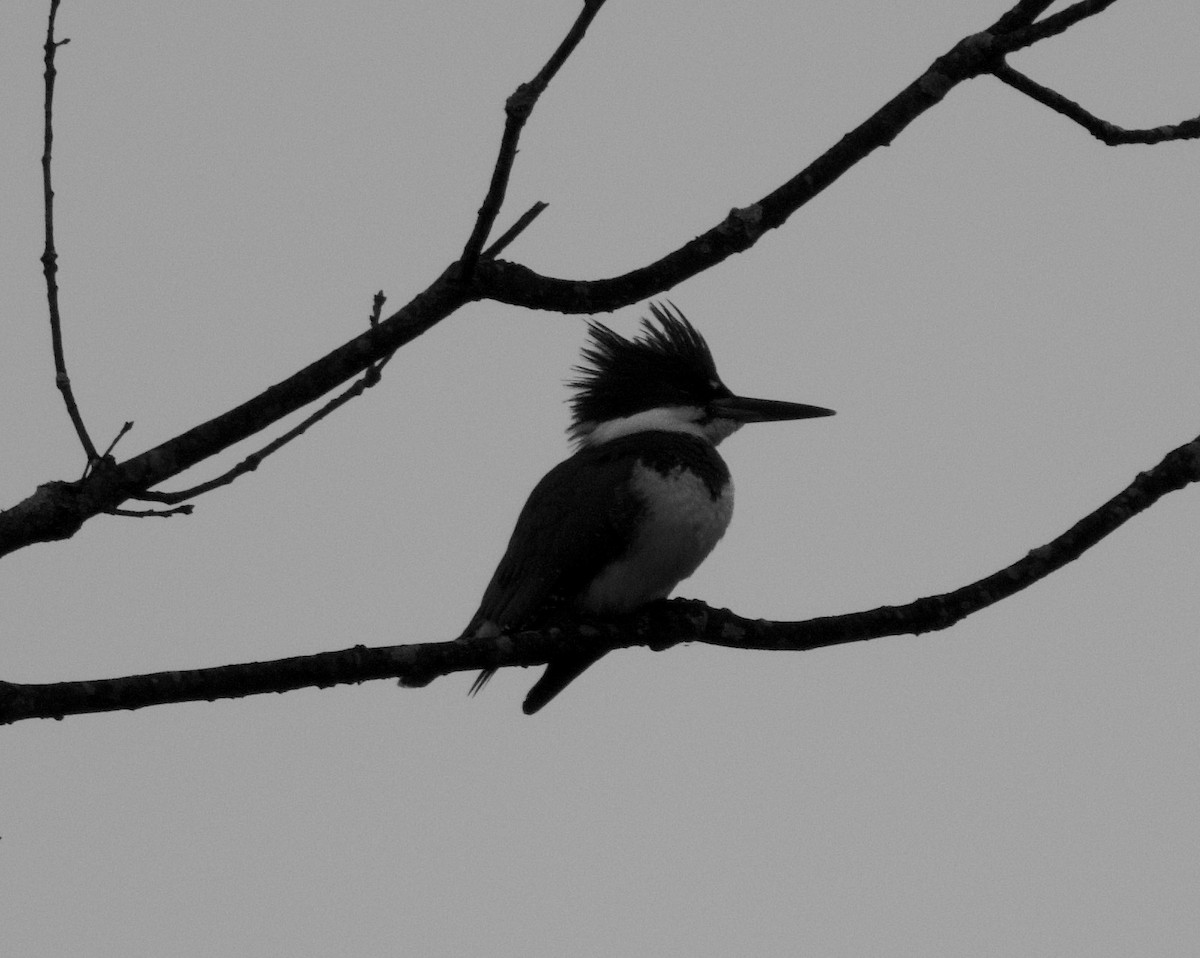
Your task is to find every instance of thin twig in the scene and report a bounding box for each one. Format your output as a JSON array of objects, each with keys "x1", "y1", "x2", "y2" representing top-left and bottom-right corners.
[
  {"x1": 100, "y1": 421, "x2": 134, "y2": 459},
  {"x1": 40, "y1": 0, "x2": 98, "y2": 463},
  {"x1": 81, "y1": 421, "x2": 134, "y2": 480},
  {"x1": 108, "y1": 506, "x2": 194, "y2": 518},
  {"x1": 483, "y1": 201, "x2": 549, "y2": 260},
  {"x1": 137, "y1": 295, "x2": 395, "y2": 505},
  {"x1": 368, "y1": 290, "x2": 386, "y2": 327},
  {"x1": 136, "y1": 373, "x2": 377, "y2": 503},
  {"x1": 457, "y1": 0, "x2": 607, "y2": 279},
  {"x1": 994, "y1": 64, "x2": 1200, "y2": 144}
]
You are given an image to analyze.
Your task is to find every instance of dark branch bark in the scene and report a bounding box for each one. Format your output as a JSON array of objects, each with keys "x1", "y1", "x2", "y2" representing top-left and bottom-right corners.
[
  {"x1": 482, "y1": 201, "x2": 550, "y2": 260},
  {"x1": 135, "y1": 296, "x2": 394, "y2": 505},
  {"x1": 995, "y1": 64, "x2": 1200, "y2": 144},
  {"x1": 987, "y1": 0, "x2": 1058, "y2": 34},
  {"x1": 5, "y1": 431, "x2": 1197, "y2": 725},
  {"x1": 3, "y1": 0, "x2": 1196, "y2": 719},
  {"x1": 0, "y1": 269, "x2": 469, "y2": 557},
  {"x1": 41, "y1": 0, "x2": 97, "y2": 463},
  {"x1": 459, "y1": 1, "x2": 607, "y2": 279},
  {"x1": 994, "y1": 0, "x2": 1121, "y2": 52},
  {"x1": 473, "y1": 30, "x2": 1004, "y2": 314},
  {"x1": 7, "y1": 1, "x2": 1171, "y2": 559}
]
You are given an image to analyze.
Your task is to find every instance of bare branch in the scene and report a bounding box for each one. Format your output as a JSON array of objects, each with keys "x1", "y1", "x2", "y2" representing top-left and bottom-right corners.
[
  {"x1": 98, "y1": 421, "x2": 134, "y2": 461},
  {"x1": 472, "y1": 30, "x2": 1006, "y2": 314},
  {"x1": 0, "y1": 268, "x2": 469, "y2": 558},
  {"x1": 483, "y1": 201, "x2": 549, "y2": 260},
  {"x1": 995, "y1": 0, "x2": 1121, "y2": 53},
  {"x1": 137, "y1": 294, "x2": 395, "y2": 506},
  {"x1": 995, "y1": 64, "x2": 1200, "y2": 144},
  {"x1": 40, "y1": 0, "x2": 98, "y2": 463},
  {"x1": 987, "y1": 0, "x2": 1058, "y2": 34},
  {"x1": 458, "y1": 1, "x2": 607, "y2": 279},
  {"x1": 0, "y1": 0, "x2": 1183, "y2": 561},
  {"x1": 137, "y1": 356, "x2": 391, "y2": 506},
  {"x1": 5, "y1": 430, "x2": 1198, "y2": 725},
  {"x1": 108, "y1": 505, "x2": 194, "y2": 518}
]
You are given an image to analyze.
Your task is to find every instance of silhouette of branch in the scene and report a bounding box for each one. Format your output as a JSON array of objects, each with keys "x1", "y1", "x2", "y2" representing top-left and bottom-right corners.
[
  {"x1": 136, "y1": 294, "x2": 393, "y2": 506},
  {"x1": 483, "y1": 201, "x2": 549, "y2": 260},
  {"x1": 134, "y1": 362, "x2": 392, "y2": 505},
  {"x1": 109, "y1": 505, "x2": 194, "y2": 518},
  {"x1": 1, "y1": 0, "x2": 1191, "y2": 568},
  {"x1": 458, "y1": 0, "x2": 606, "y2": 279},
  {"x1": 98, "y1": 421, "x2": 134, "y2": 460},
  {"x1": 4, "y1": 430, "x2": 1198, "y2": 724},
  {"x1": 40, "y1": 0, "x2": 98, "y2": 463},
  {"x1": 986, "y1": 0, "x2": 1057, "y2": 35},
  {"x1": 469, "y1": 29, "x2": 1007, "y2": 313},
  {"x1": 995, "y1": 64, "x2": 1200, "y2": 144},
  {"x1": 0, "y1": 271, "x2": 465, "y2": 558},
  {"x1": 994, "y1": 0, "x2": 1119, "y2": 52}
]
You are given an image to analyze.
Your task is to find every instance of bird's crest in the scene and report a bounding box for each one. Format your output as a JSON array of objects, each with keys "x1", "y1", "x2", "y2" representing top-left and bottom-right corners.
[{"x1": 568, "y1": 303, "x2": 727, "y2": 445}]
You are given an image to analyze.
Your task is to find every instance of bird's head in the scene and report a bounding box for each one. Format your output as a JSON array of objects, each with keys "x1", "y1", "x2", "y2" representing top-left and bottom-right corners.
[{"x1": 567, "y1": 302, "x2": 834, "y2": 448}]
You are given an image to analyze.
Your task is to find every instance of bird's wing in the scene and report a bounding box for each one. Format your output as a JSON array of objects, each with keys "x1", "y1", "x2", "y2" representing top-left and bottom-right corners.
[
  {"x1": 469, "y1": 445, "x2": 643, "y2": 631},
  {"x1": 466, "y1": 444, "x2": 645, "y2": 703}
]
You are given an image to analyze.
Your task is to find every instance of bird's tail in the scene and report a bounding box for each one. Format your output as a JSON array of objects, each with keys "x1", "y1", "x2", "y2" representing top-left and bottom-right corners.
[
  {"x1": 521, "y1": 651, "x2": 606, "y2": 715},
  {"x1": 468, "y1": 669, "x2": 495, "y2": 697}
]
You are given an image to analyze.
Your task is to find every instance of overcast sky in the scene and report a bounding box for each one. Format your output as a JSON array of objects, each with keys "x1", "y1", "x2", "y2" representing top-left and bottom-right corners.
[{"x1": 4, "y1": 2, "x2": 1200, "y2": 955}]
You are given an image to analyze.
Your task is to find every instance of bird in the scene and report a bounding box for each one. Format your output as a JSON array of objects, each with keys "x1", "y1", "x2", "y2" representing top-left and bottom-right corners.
[{"x1": 464, "y1": 302, "x2": 834, "y2": 714}]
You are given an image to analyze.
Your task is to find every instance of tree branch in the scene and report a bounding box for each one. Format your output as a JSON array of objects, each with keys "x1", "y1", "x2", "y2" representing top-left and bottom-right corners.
[
  {"x1": 470, "y1": 29, "x2": 1007, "y2": 314},
  {"x1": 0, "y1": 270, "x2": 467, "y2": 558},
  {"x1": 458, "y1": 0, "x2": 607, "y2": 279},
  {"x1": 136, "y1": 295, "x2": 394, "y2": 506},
  {"x1": 987, "y1": 0, "x2": 1058, "y2": 35},
  {"x1": 1, "y1": 0, "x2": 1188, "y2": 571},
  {"x1": 40, "y1": 0, "x2": 98, "y2": 464},
  {"x1": 5, "y1": 430, "x2": 1197, "y2": 725},
  {"x1": 482, "y1": 201, "x2": 550, "y2": 260},
  {"x1": 995, "y1": 64, "x2": 1200, "y2": 144},
  {"x1": 994, "y1": 0, "x2": 1121, "y2": 53}
]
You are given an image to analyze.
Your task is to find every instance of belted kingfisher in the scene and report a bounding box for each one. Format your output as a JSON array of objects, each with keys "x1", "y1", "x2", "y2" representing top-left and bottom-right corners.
[{"x1": 466, "y1": 303, "x2": 834, "y2": 713}]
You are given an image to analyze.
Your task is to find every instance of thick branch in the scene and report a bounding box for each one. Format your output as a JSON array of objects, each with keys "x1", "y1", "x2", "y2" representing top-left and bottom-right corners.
[
  {"x1": 471, "y1": 30, "x2": 1005, "y2": 314},
  {"x1": 4, "y1": 431, "x2": 1197, "y2": 724}
]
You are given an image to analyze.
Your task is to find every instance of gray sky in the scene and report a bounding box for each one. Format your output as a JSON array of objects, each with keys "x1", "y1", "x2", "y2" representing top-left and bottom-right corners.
[{"x1": 4, "y1": 1, "x2": 1199, "y2": 955}]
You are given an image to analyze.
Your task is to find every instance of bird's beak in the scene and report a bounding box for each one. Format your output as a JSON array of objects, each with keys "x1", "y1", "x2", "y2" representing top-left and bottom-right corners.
[{"x1": 710, "y1": 395, "x2": 835, "y2": 423}]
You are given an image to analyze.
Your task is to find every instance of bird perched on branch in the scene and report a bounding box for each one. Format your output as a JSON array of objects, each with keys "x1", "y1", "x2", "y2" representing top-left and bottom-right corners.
[{"x1": 466, "y1": 303, "x2": 834, "y2": 713}]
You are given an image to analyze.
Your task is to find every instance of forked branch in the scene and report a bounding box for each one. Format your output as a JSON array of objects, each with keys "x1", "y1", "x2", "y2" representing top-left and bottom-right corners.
[{"x1": 458, "y1": 0, "x2": 606, "y2": 279}]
